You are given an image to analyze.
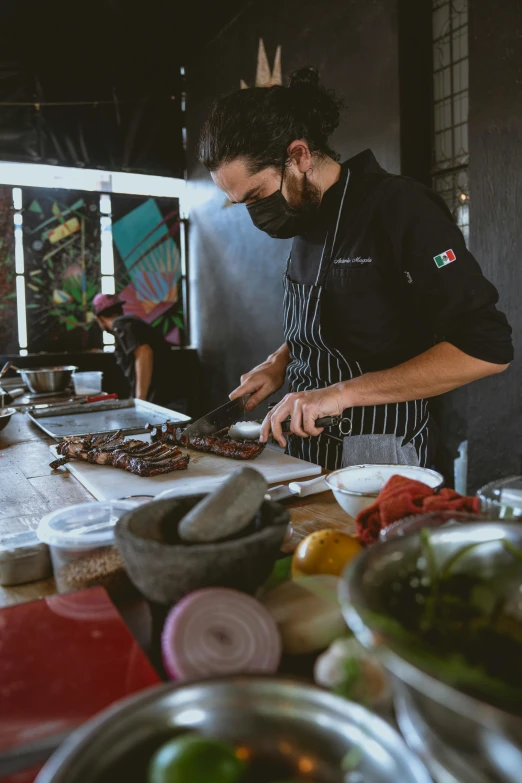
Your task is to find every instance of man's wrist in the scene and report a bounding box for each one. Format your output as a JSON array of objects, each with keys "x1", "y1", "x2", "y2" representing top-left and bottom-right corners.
[
  {"x1": 333, "y1": 380, "x2": 355, "y2": 413},
  {"x1": 270, "y1": 344, "x2": 290, "y2": 368}
]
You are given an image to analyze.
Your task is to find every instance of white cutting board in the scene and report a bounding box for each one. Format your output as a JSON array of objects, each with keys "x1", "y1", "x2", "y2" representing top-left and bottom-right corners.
[{"x1": 49, "y1": 436, "x2": 321, "y2": 500}]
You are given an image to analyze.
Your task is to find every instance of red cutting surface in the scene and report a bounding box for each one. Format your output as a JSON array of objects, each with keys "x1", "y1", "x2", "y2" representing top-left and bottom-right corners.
[{"x1": 0, "y1": 587, "x2": 160, "y2": 782}]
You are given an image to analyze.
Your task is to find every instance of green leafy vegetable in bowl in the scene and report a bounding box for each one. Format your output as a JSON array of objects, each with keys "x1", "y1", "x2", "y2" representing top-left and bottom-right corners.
[{"x1": 367, "y1": 531, "x2": 522, "y2": 715}]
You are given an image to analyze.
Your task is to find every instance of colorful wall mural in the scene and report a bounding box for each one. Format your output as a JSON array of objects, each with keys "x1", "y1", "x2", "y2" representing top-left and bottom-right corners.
[
  {"x1": 111, "y1": 195, "x2": 185, "y2": 346},
  {"x1": 0, "y1": 187, "x2": 17, "y2": 355},
  {"x1": 22, "y1": 189, "x2": 102, "y2": 353},
  {"x1": 1, "y1": 189, "x2": 185, "y2": 355}
]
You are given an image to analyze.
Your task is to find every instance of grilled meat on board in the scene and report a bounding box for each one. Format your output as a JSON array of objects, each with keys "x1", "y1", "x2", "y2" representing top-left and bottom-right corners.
[
  {"x1": 50, "y1": 431, "x2": 190, "y2": 476},
  {"x1": 145, "y1": 422, "x2": 265, "y2": 460}
]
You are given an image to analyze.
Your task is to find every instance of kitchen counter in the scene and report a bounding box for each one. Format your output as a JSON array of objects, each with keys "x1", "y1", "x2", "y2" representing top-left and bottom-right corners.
[{"x1": 0, "y1": 411, "x2": 354, "y2": 608}]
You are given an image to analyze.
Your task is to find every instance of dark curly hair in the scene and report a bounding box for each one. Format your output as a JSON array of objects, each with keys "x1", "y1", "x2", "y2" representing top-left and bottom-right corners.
[{"x1": 199, "y1": 66, "x2": 342, "y2": 174}]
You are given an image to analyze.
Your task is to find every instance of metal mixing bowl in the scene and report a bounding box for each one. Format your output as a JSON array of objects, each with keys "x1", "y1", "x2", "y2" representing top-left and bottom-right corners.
[
  {"x1": 35, "y1": 676, "x2": 431, "y2": 783},
  {"x1": 0, "y1": 407, "x2": 16, "y2": 432},
  {"x1": 341, "y1": 523, "x2": 522, "y2": 783},
  {"x1": 17, "y1": 366, "x2": 78, "y2": 394}
]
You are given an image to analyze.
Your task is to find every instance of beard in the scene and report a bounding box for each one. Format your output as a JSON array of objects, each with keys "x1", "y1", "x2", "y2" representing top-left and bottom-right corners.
[
  {"x1": 284, "y1": 169, "x2": 322, "y2": 218},
  {"x1": 246, "y1": 165, "x2": 323, "y2": 239}
]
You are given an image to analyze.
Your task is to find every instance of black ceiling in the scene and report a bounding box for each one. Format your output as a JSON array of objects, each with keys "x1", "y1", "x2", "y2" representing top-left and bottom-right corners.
[{"x1": 0, "y1": 0, "x2": 250, "y2": 175}]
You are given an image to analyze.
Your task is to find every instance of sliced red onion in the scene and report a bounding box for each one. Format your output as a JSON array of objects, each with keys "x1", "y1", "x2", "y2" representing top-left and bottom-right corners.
[{"x1": 161, "y1": 587, "x2": 282, "y2": 680}]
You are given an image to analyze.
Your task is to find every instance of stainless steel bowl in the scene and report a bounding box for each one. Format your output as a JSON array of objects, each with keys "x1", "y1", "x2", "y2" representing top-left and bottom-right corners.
[
  {"x1": 17, "y1": 366, "x2": 78, "y2": 394},
  {"x1": 35, "y1": 676, "x2": 431, "y2": 783},
  {"x1": 0, "y1": 407, "x2": 16, "y2": 432},
  {"x1": 341, "y1": 523, "x2": 522, "y2": 783}
]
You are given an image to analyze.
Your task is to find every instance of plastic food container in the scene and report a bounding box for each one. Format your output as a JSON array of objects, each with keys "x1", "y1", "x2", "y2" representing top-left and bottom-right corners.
[
  {"x1": 36, "y1": 501, "x2": 136, "y2": 599},
  {"x1": 73, "y1": 370, "x2": 103, "y2": 395},
  {"x1": 0, "y1": 529, "x2": 52, "y2": 586}
]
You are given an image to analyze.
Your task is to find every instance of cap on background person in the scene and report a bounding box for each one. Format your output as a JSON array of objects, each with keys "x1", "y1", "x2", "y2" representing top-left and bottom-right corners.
[{"x1": 92, "y1": 293, "x2": 123, "y2": 317}]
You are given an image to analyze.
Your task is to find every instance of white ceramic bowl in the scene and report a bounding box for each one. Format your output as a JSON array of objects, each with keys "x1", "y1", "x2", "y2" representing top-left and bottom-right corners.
[{"x1": 325, "y1": 464, "x2": 444, "y2": 518}]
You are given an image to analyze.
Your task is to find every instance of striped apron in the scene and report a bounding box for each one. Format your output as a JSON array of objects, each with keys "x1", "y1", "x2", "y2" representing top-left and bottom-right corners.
[{"x1": 283, "y1": 171, "x2": 431, "y2": 471}]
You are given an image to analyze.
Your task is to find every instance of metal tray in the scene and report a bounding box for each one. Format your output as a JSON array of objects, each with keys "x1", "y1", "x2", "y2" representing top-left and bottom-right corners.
[{"x1": 28, "y1": 398, "x2": 190, "y2": 440}]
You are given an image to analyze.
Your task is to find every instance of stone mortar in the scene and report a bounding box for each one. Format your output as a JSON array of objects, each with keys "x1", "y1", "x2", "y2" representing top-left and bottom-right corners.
[{"x1": 115, "y1": 495, "x2": 290, "y2": 605}]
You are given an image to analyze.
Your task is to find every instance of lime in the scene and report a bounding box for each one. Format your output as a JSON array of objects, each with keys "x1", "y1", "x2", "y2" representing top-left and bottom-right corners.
[{"x1": 148, "y1": 733, "x2": 246, "y2": 783}]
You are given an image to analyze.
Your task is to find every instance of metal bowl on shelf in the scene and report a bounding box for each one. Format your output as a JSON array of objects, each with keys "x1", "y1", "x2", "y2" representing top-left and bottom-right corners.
[
  {"x1": 340, "y1": 523, "x2": 522, "y2": 783},
  {"x1": 0, "y1": 407, "x2": 16, "y2": 432},
  {"x1": 17, "y1": 366, "x2": 78, "y2": 394},
  {"x1": 35, "y1": 676, "x2": 431, "y2": 783}
]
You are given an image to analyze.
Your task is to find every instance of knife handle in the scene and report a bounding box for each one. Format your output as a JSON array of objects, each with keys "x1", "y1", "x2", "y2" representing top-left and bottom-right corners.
[
  {"x1": 288, "y1": 475, "x2": 329, "y2": 496},
  {"x1": 281, "y1": 415, "x2": 339, "y2": 433}
]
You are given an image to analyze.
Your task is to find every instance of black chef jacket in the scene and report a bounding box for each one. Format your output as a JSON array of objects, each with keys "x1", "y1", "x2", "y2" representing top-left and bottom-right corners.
[
  {"x1": 288, "y1": 149, "x2": 513, "y2": 372},
  {"x1": 112, "y1": 315, "x2": 173, "y2": 405}
]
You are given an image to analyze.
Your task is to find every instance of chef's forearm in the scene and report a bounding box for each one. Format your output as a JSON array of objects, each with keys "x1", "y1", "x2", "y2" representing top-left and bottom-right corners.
[
  {"x1": 336, "y1": 342, "x2": 509, "y2": 409},
  {"x1": 134, "y1": 344, "x2": 154, "y2": 400},
  {"x1": 272, "y1": 343, "x2": 291, "y2": 367}
]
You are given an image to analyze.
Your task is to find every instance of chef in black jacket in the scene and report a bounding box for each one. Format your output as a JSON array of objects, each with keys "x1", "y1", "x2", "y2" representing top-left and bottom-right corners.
[
  {"x1": 198, "y1": 67, "x2": 513, "y2": 470},
  {"x1": 93, "y1": 293, "x2": 173, "y2": 405}
]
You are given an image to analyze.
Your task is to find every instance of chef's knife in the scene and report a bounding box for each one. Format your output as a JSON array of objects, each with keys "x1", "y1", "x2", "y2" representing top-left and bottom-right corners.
[
  {"x1": 185, "y1": 397, "x2": 345, "y2": 440},
  {"x1": 30, "y1": 398, "x2": 134, "y2": 418},
  {"x1": 26, "y1": 393, "x2": 118, "y2": 411},
  {"x1": 182, "y1": 396, "x2": 249, "y2": 439}
]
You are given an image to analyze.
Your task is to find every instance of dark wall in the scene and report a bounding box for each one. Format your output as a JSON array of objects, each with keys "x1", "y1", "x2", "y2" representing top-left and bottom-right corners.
[
  {"x1": 466, "y1": 0, "x2": 522, "y2": 490},
  {"x1": 398, "y1": 0, "x2": 432, "y2": 186},
  {"x1": 186, "y1": 0, "x2": 401, "y2": 410}
]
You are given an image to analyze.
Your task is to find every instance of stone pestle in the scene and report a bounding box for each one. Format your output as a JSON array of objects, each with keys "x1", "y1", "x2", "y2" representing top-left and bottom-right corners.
[{"x1": 178, "y1": 467, "x2": 268, "y2": 544}]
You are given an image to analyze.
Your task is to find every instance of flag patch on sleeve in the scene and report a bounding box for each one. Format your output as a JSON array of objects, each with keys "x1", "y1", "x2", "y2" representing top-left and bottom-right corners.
[{"x1": 434, "y1": 249, "x2": 456, "y2": 268}]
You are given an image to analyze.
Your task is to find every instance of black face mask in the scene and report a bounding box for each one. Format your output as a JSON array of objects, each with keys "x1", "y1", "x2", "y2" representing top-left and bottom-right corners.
[{"x1": 246, "y1": 161, "x2": 318, "y2": 239}]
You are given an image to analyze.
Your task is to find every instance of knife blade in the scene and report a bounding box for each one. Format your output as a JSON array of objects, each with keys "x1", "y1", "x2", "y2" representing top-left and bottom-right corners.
[{"x1": 182, "y1": 396, "x2": 248, "y2": 439}]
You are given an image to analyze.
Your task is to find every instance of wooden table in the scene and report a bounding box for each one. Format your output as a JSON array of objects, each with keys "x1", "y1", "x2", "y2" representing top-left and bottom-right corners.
[{"x1": 0, "y1": 411, "x2": 354, "y2": 608}]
